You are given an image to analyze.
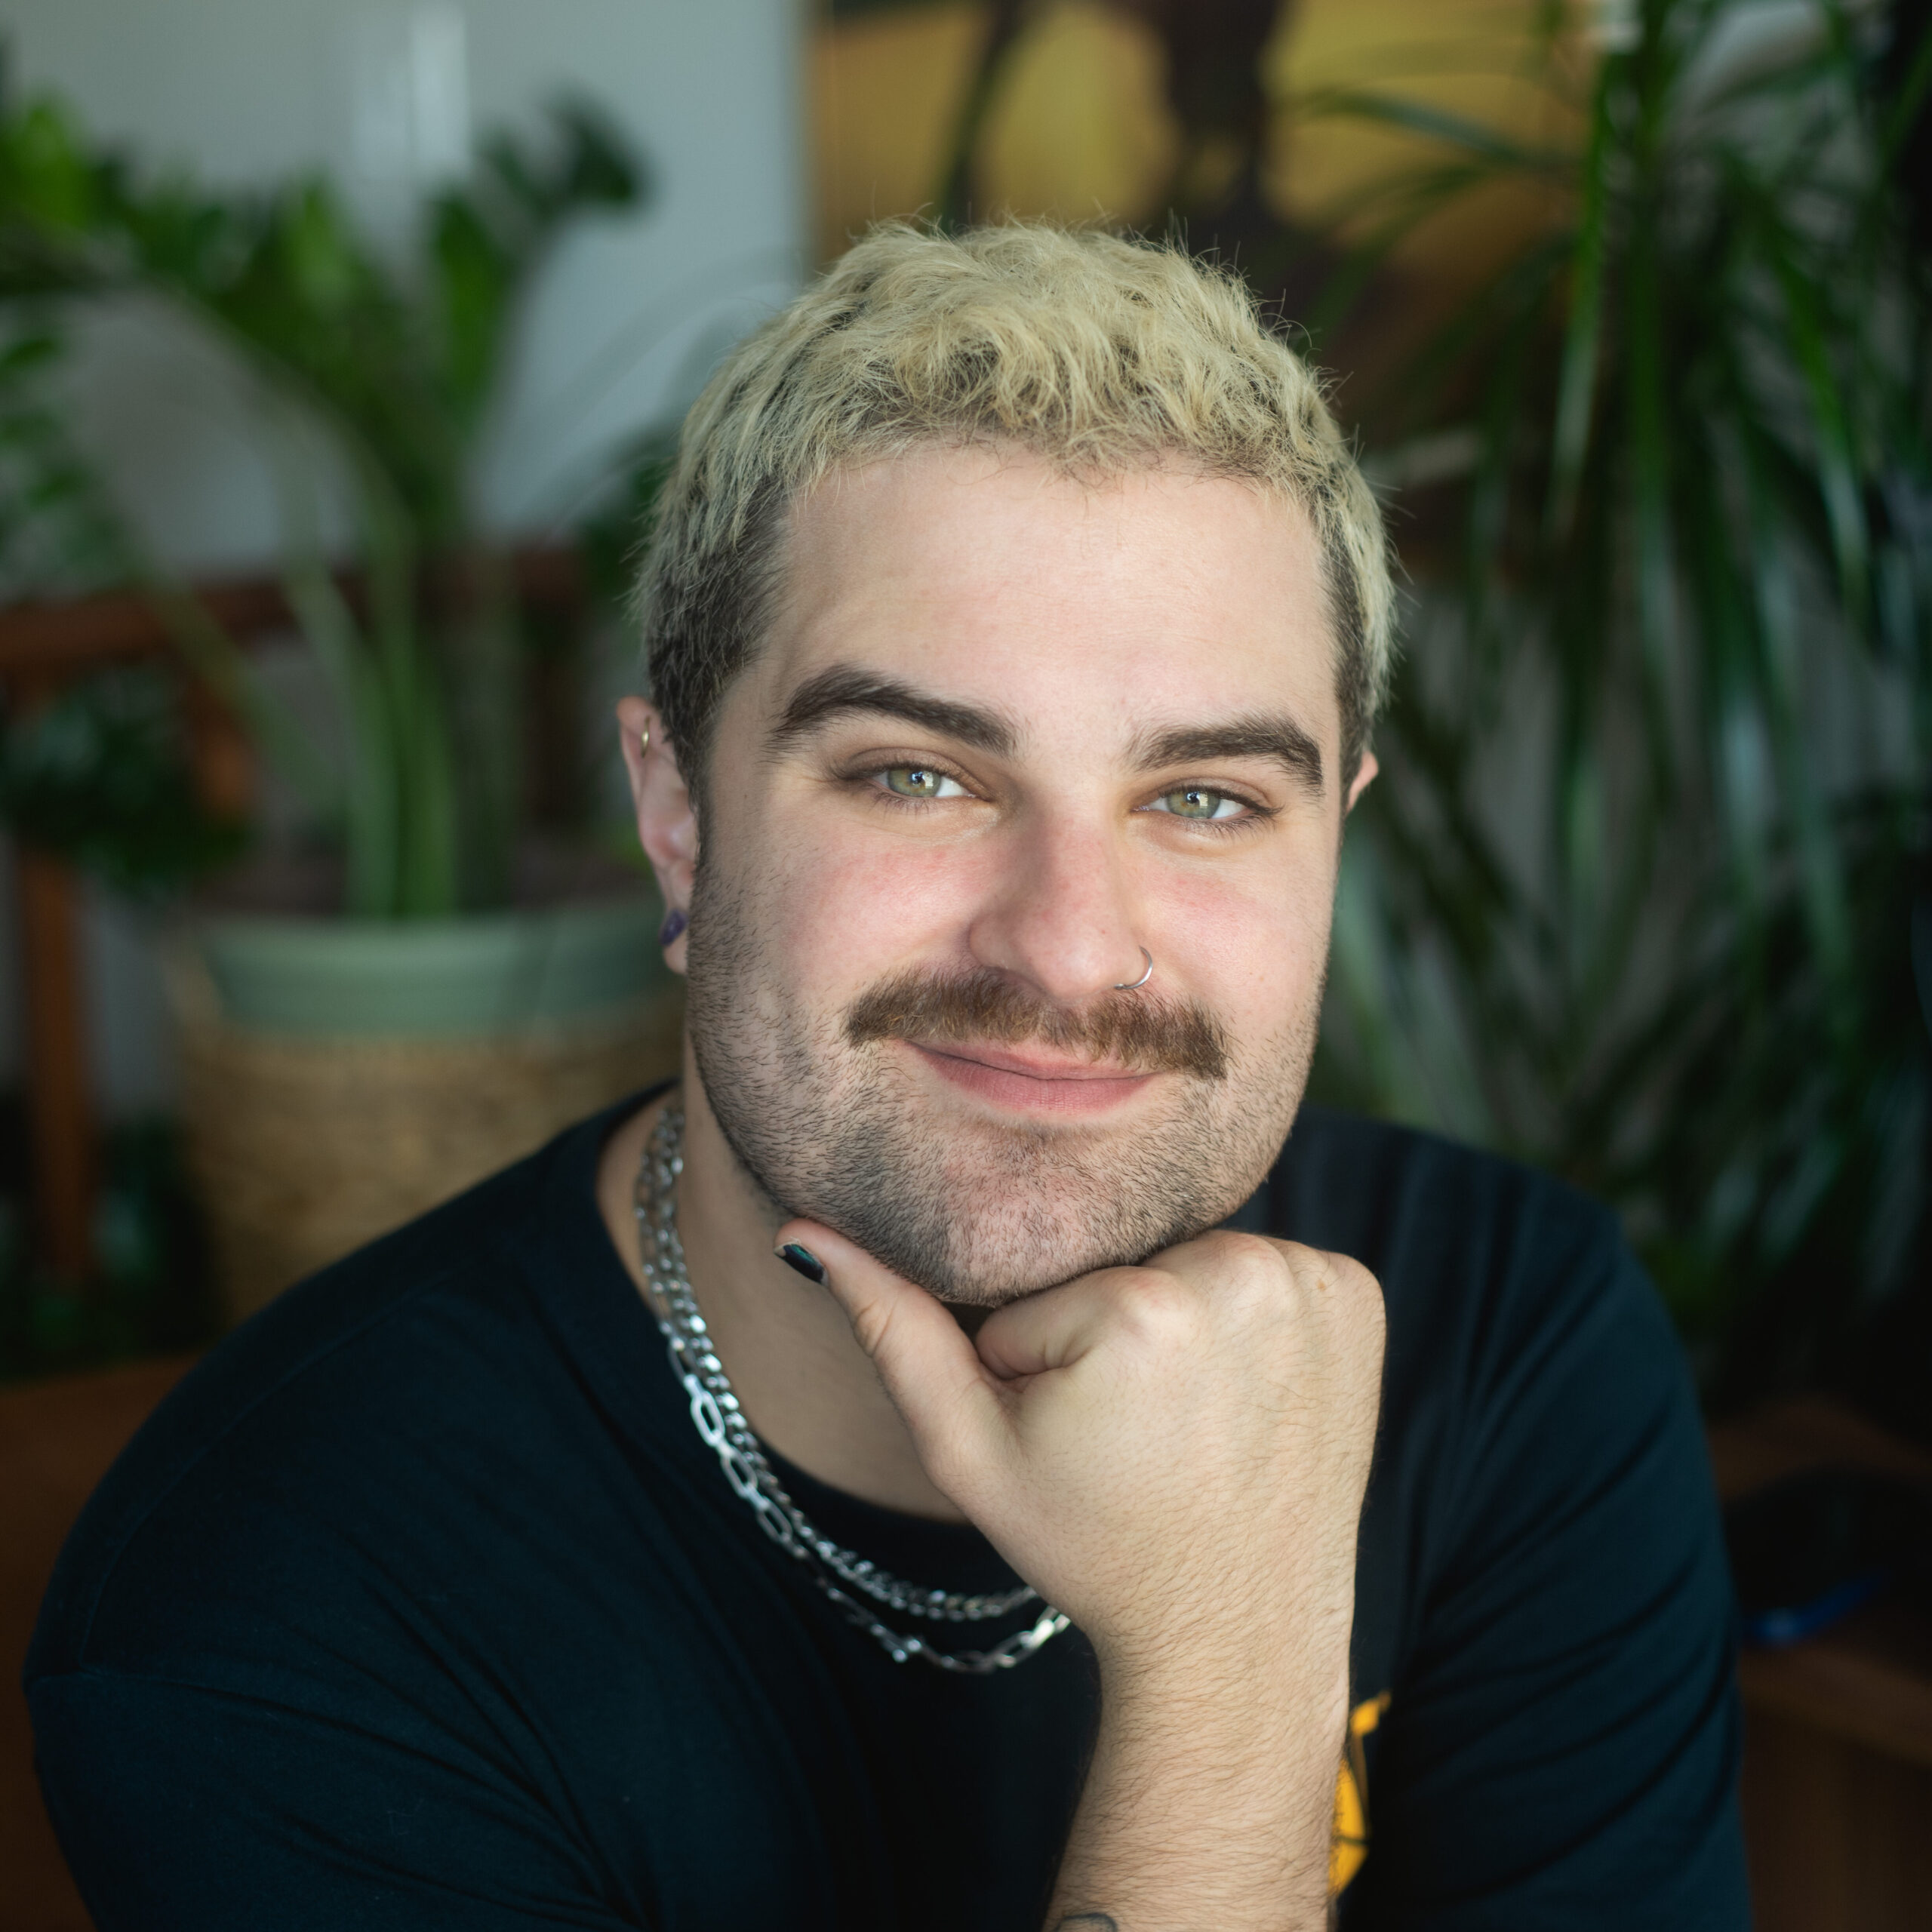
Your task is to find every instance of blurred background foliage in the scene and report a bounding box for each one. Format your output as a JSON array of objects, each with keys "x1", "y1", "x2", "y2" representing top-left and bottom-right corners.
[
  {"x1": 0, "y1": 672, "x2": 242, "y2": 899},
  {"x1": 0, "y1": 55, "x2": 667, "y2": 1374},
  {"x1": 0, "y1": 62, "x2": 646, "y2": 918},
  {"x1": 1306, "y1": 0, "x2": 1932, "y2": 1418},
  {"x1": 817, "y1": 0, "x2": 1932, "y2": 1418},
  {"x1": 0, "y1": 1103, "x2": 214, "y2": 1382}
]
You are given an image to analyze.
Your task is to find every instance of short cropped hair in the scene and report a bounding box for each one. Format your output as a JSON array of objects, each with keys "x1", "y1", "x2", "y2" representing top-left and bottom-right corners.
[{"x1": 638, "y1": 220, "x2": 1394, "y2": 789}]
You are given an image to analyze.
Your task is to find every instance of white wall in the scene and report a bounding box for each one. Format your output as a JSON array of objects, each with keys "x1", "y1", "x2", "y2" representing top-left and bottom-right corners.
[
  {"x1": 5, "y1": 0, "x2": 808, "y2": 564},
  {"x1": 0, "y1": 0, "x2": 809, "y2": 1111}
]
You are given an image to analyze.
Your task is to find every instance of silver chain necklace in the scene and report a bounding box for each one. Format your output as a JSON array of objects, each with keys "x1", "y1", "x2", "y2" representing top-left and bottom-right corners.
[{"x1": 632, "y1": 1105, "x2": 1070, "y2": 1674}]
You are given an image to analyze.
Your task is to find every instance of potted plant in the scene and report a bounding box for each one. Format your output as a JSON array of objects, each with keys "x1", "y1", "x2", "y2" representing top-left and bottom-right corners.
[
  {"x1": 1290, "y1": 0, "x2": 1931, "y2": 1401},
  {"x1": 0, "y1": 72, "x2": 684, "y2": 1317}
]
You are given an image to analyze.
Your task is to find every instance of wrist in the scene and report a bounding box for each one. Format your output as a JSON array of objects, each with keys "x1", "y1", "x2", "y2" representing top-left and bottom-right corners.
[
  {"x1": 1091, "y1": 1584, "x2": 1354, "y2": 1713},
  {"x1": 1092, "y1": 1632, "x2": 1352, "y2": 1784},
  {"x1": 1048, "y1": 1649, "x2": 1346, "y2": 1932}
]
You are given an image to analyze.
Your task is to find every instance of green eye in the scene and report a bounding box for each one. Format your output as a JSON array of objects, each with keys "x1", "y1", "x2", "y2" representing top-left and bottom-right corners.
[
  {"x1": 1156, "y1": 786, "x2": 1240, "y2": 820},
  {"x1": 881, "y1": 765, "x2": 961, "y2": 798}
]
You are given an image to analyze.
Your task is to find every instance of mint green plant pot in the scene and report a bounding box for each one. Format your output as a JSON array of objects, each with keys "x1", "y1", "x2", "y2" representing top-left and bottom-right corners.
[{"x1": 174, "y1": 885, "x2": 685, "y2": 1317}]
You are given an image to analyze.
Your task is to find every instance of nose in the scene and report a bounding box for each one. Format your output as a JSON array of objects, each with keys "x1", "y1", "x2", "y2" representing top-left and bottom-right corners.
[{"x1": 965, "y1": 810, "x2": 1148, "y2": 1007}]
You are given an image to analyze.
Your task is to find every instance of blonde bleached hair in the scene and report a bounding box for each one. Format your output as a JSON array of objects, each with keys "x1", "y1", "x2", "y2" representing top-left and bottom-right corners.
[{"x1": 638, "y1": 220, "x2": 1395, "y2": 786}]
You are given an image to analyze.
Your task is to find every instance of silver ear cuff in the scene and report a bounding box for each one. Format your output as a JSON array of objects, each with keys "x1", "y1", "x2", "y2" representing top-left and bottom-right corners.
[{"x1": 1114, "y1": 947, "x2": 1155, "y2": 992}]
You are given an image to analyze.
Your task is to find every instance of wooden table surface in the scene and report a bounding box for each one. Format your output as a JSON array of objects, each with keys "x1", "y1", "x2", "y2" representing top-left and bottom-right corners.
[
  {"x1": 1709, "y1": 1398, "x2": 1932, "y2": 1765},
  {"x1": 1707, "y1": 1398, "x2": 1932, "y2": 1931}
]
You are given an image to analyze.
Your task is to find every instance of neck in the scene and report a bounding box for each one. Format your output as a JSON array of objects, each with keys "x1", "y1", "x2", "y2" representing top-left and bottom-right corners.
[{"x1": 595, "y1": 1048, "x2": 969, "y2": 1522}]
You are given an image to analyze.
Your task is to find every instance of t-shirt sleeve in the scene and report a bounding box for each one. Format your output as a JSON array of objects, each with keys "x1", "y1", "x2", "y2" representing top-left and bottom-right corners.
[
  {"x1": 30, "y1": 1668, "x2": 642, "y2": 1932},
  {"x1": 1345, "y1": 1230, "x2": 1750, "y2": 1930}
]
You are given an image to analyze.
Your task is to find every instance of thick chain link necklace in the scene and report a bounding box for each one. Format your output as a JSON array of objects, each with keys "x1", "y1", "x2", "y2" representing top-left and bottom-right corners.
[{"x1": 633, "y1": 1104, "x2": 1070, "y2": 1674}]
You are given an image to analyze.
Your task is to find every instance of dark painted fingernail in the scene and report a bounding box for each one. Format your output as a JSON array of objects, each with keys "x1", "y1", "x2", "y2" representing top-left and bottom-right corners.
[
  {"x1": 775, "y1": 1242, "x2": 826, "y2": 1284},
  {"x1": 657, "y1": 908, "x2": 688, "y2": 947}
]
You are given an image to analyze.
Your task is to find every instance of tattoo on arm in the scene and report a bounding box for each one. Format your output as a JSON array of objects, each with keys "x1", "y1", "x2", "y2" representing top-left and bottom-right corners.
[{"x1": 1054, "y1": 1918, "x2": 1118, "y2": 1930}]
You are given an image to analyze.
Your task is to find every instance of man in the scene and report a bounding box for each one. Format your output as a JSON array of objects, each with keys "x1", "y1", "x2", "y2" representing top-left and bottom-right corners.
[{"x1": 29, "y1": 223, "x2": 1747, "y2": 1929}]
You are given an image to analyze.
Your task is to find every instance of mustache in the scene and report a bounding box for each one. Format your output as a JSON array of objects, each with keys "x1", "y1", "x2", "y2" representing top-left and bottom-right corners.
[{"x1": 844, "y1": 966, "x2": 1230, "y2": 1081}]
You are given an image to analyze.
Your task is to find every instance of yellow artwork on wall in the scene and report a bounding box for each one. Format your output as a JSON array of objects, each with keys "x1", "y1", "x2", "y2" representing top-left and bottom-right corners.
[
  {"x1": 812, "y1": 0, "x2": 1592, "y2": 354},
  {"x1": 977, "y1": 2, "x2": 1181, "y2": 229}
]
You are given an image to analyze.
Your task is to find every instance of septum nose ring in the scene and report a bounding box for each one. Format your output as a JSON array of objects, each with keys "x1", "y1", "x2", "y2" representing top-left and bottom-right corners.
[{"x1": 1114, "y1": 947, "x2": 1155, "y2": 992}]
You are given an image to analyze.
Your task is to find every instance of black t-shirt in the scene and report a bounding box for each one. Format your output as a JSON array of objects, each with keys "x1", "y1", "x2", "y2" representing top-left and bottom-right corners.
[{"x1": 26, "y1": 1096, "x2": 1749, "y2": 1930}]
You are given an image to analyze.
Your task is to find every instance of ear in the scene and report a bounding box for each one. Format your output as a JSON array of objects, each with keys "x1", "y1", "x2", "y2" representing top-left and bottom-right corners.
[
  {"x1": 617, "y1": 696, "x2": 696, "y2": 975},
  {"x1": 1343, "y1": 749, "x2": 1380, "y2": 816}
]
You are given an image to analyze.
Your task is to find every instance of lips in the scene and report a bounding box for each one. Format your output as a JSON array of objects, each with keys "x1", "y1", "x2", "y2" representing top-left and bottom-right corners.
[
  {"x1": 917, "y1": 1041, "x2": 1148, "y2": 1081},
  {"x1": 905, "y1": 1040, "x2": 1157, "y2": 1118}
]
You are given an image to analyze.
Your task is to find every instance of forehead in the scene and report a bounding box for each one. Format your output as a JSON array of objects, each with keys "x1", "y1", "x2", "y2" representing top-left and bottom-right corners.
[{"x1": 747, "y1": 445, "x2": 1341, "y2": 757}]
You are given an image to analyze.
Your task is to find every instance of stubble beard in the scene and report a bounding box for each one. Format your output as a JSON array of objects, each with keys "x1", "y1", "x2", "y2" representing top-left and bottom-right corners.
[{"x1": 683, "y1": 859, "x2": 1321, "y2": 1305}]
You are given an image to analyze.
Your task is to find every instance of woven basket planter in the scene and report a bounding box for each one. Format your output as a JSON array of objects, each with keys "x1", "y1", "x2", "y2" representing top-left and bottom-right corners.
[{"x1": 171, "y1": 888, "x2": 681, "y2": 1324}]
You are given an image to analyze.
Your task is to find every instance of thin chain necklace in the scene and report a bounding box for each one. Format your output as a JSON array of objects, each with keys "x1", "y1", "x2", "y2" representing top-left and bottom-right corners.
[{"x1": 633, "y1": 1104, "x2": 1070, "y2": 1674}]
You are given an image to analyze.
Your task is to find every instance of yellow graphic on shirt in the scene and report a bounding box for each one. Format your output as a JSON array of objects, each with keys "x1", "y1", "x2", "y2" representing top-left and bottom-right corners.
[{"x1": 1329, "y1": 1692, "x2": 1391, "y2": 1896}]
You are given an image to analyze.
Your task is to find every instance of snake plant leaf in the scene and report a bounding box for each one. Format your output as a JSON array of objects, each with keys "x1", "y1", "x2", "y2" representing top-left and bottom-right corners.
[
  {"x1": 1878, "y1": 12, "x2": 1932, "y2": 167},
  {"x1": 1546, "y1": 57, "x2": 1615, "y2": 545},
  {"x1": 1761, "y1": 221, "x2": 1873, "y2": 632},
  {"x1": 1623, "y1": 205, "x2": 1679, "y2": 792},
  {"x1": 1291, "y1": 85, "x2": 1567, "y2": 171},
  {"x1": 1298, "y1": 159, "x2": 1509, "y2": 346}
]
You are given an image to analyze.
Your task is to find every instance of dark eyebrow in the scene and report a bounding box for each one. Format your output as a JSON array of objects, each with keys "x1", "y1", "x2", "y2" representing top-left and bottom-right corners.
[
  {"x1": 769, "y1": 665, "x2": 1018, "y2": 757},
  {"x1": 1131, "y1": 715, "x2": 1326, "y2": 797}
]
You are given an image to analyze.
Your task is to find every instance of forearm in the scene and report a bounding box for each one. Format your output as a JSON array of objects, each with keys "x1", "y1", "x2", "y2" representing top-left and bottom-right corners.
[
  {"x1": 1044, "y1": 1643, "x2": 1349, "y2": 1932},
  {"x1": 806, "y1": 1224, "x2": 1384, "y2": 1927}
]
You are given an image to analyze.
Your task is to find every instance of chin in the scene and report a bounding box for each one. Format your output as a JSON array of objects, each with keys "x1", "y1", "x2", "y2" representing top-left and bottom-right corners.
[
  {"x1": 792, "y1": 1123, "x2": 1265, "y2": 1305},
  {"x1": 700, "y1": 1042, "x2": 1305, "y2": 1303}
]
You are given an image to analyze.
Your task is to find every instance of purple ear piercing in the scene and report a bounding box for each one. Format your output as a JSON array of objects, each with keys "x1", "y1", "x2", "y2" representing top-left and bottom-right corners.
[{"x1": 658, "y1": 909, "x2": 688, "y2": 948}]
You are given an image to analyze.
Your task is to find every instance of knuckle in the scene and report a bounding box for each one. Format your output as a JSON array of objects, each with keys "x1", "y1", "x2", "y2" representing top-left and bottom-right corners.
[
  {"x1": 1209, "y1": 1229, "x2": 1286, "y2": 1278},
  {"x1": 1276, "y1": 1241, "x2": 1384, "y2": 1303},
  {"x1": 1196, "y1": 1231, "x2": 1291, "y2": 1304},
  {"x1": 1112, "y1": 1272, "x2": 1198, "y2": 1348},
  {"x1": 1326, "y1": 1247, "x2": 1382, "y2": 1294},
  {"x1": 1199, "y1": 1229, "x2": 1275, "y2": 1265},
  {"x1": 1331, "y1": 1254, "x2": 1388, "y2": 1327},
  {"x1": 1266, "y1": 1236, "x2": 1330, "y2": 1278}
]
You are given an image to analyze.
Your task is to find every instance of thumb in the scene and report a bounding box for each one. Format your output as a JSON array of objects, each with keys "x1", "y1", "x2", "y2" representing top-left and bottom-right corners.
[{"x1": 775, "y1": 1219, "x2": 1006, "y2": 1494}]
